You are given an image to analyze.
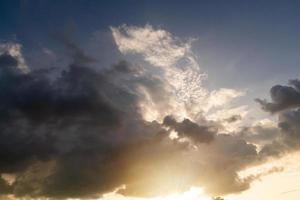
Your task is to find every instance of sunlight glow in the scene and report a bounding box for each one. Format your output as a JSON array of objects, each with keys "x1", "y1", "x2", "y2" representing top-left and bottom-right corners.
[
  {"x1": 153, "y1": 187, "x2": 211, "y2": 200},
  {"x1": 100, "y1": 187, "x2": 211, "y2": 200}
]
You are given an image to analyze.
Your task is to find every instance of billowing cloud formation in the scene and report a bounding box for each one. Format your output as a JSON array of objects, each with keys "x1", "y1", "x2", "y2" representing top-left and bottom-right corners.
[
  {"x1": 0, "y1": 43, "x2": 262, "y2": 199},
  {"x1": 0, "y1": 27, "x2": 291, "y2": 200},
  {"x1": 0, "y1": 47, "x2": 183, "y2": 198},
  {"x1": 256, "y1": 79, "x2": 300, "y2": 113}
]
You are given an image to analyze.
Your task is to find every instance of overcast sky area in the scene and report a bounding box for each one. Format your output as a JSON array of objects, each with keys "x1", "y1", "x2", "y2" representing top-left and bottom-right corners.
[{"x1": 1, "y1": 1, "x2": 300, "y2": 200}]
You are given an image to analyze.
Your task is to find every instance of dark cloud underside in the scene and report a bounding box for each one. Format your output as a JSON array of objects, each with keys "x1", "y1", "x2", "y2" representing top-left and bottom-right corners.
[{"x1": 0, "y1": 39, "x2": 299, "y2": 200}]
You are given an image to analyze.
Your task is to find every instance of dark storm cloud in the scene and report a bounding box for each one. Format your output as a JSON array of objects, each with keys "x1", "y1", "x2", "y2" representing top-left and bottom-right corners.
[
  {"x1": 0, "y1": 52, "x2": 139, "y2": 198},
  {"x1": 256, "y1": 79, "x2": 300, "y2": 113},
  {"x1": 0, "y1": 51, "x2": 263, "y2": 199},
  {"x1": 0, "y1": 46, "x2": 187, "y2": 199},
  {"x1": 163, "y1": 115, "x2": 215, "y2": 143},
  {"x1": 0, "y1": 42, "x2": 292, "y2": 200}
]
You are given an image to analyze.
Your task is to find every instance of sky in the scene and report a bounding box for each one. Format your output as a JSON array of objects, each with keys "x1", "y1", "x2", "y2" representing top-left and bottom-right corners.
[{"x1": 1, "y1": 1, "x2": 300, "y2": 200}]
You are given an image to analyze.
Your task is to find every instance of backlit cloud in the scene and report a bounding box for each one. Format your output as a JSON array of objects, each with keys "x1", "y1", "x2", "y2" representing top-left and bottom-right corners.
[
  {"x1": 0, "y1": 25, "x2": 293, "y2": 200},
  {"x1": 111, "y1": 25, "x2": 244, "y2": 123},
  {"x1": 111, "y1": 24, "x2": 190, "y2": 68}
]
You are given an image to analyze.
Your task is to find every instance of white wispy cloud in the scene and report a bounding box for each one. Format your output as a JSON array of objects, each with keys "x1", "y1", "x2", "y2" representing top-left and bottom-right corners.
[
  {"x1": 111, "y1": 24, "x2": 244, "y2": 122},
  {"x1": 207, "y1": 89, "x2": 245, "y2": 110},
  {"x1": 111, "y1": 24, "x2": 190, "y2": 68}
]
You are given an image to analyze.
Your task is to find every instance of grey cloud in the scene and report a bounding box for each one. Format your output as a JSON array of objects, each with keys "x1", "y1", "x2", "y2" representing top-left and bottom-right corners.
[
  {"x1": 0, "y1": 177, "x2": 11, "y2": 195},
  {"x1": 278, "y1": 108, "x2": 300, "y2": 148},
  {"x1": 0, "y1": 48, "x2": 185, "y2": 199},
  {"x1": 0, "y1": 54, "x2": 139, "y2": 198},
  {"x1": 160, "y1": 115, "x2": 270, "y2": 196},
  {"x1": 0, "y1": 41, "x2": 289, "y2": 200},
  {"x1": 258, "y1": 141, "x2": 288, "y2": 158},
  {"x1": 289, "y1": 79, "x2": 300, "y2": 91},
  {"x1": 163, "y1": 115, "x2": 215, "y2": 143},
  {"x1": 238, "y1": 125, "x2": 280, "y2": 146},
  {"x1": 187, "y1": 133, "x2": 259, "y2": 196},
  {"x1": 256, "y1": 80, "x2": 300, "y2": 113},
  {"x1": 255, "y1": 79, "x2": 300, "y2": 157},
  {"x1": 223, "y1": 114, "x2": 242, "y2": 123}
]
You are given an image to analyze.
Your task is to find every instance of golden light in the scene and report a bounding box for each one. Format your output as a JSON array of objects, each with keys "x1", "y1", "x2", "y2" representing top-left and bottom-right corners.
[
  {"x1": 100, "y1": 187, "x2": 211, "y2": 200},
  {"x1": 153, "y1": 187, "x2": 211, "y2": 200}
]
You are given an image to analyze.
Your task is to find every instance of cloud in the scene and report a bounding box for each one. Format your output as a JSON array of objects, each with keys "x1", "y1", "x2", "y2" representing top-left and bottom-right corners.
[
  {"x1": 0, "y1": 177, "x2": 11, "y2": 195},
  {"x1": 0, "y1": 53, "x2": 141, "y2": 198},
  {"x1": 0, "y1": 26, "x2": 288, "y2": 200},
  {"x1": 111, "y1": 24, "x2": 189, "y2": 68},
  {"x1": 0, "y1": 43, "x2": 29, "y2": 73},
  {"x1": 206, "y1": 105, "x2": 248, "y2": 132},
  {"x1": 239, "y1": 123, "x2": 280, "y2": 146},
  {"x1": 224, "y1": 115, "x2": 242, "y2": 123},
  {"x1": 256, "y1": 79, "x2": 300, "y2": 113},
  {"x1": 163, "y1": 115, "x2": 215, "y2": 144},
  {"x1": 111, "y1": 24, "x2": 244, "y2": 123},
  {"x1": 0, "y1": 48, "x2": 269, "y2": 199},
  {"x1": 278, "y1": 108, "x2": 300, "y2": 148},
  {"x1": 111, "y1": 24, "x2": 208, "y2": 122},
  {"x1": 254, "y1": 79, "x2": 300, "y2": 157},
  {"x1": 206, "y1": 89, "x2": 245, "y2": 111}
]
